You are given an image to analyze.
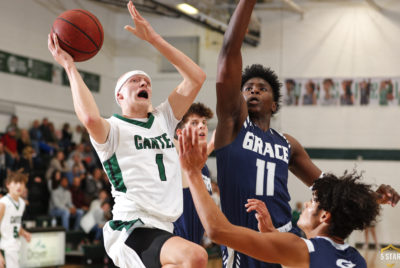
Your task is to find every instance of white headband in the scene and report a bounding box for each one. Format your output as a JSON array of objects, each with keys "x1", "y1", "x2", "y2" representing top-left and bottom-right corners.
[{"x1": 114, "y1": 70, "x2": 151, "y2": 106}]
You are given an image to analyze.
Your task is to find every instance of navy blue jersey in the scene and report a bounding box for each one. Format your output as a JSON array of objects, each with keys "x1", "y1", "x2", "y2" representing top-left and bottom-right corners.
[
  {"x1": 303, "y1": 237, "x2": 366, "y2": 268},
  {"x1": 173, "y1": 165, "x2": 212, "y2": 244},
  {"x1": 216, "y1": 117, "x2": 292, "y2": 268}
]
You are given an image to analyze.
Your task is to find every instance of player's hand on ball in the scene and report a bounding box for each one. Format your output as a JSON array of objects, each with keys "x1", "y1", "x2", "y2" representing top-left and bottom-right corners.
[
  {"x1": 179, "y1": 127, "x2": 207, "y2": 172},
  {"x1": 124, "y1": 1, "x2": 158, "y2": 42},
  {"x1": 48, "y1": 33, "x2": 74, "y2": 68}
]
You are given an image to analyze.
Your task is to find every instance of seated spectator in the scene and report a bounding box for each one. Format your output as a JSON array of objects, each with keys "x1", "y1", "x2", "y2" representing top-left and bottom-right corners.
[
  {"x1": 72, "y1": 125, "x2": 83, "y2": 146},
  {"x1": 1, "y1": 126, "x2": 19, "y2": 166},
  {"x1": 5, "y1": 114, "x2": 21, "y2": 139},
  {"x1": 48, "y1": 170, "x2": 62, "y2": 191},
  {"x1": 66, "y1": 153, "x2": 86, "y2": 185},
  {"x1": 45, "y1": 151, "x2": 68, "y2": 181},
  {"x1": 17, "y1": 129, "x2": 32, "y2": 155},
  {"x1": 0, "y1": 141, "x2": 14, "y2": 188},
  {"x1": 81, "y1": 190, "x2": 111, "y2": 242},
  {"x1": 15, "y1": 146, "x2": 36, "y2": 174},
  {"x1": 70, "y1": 176, "x2": 89, "y2": 212},
  {"x1": 60, "y1": 123, "x2": 72, "y2": 152},
  {"x1": 84, "y1": 168, "x2": 105, "y2": 203},
  {"x1": 49, "y1": 177, "x2": 84, "y2": 230}
]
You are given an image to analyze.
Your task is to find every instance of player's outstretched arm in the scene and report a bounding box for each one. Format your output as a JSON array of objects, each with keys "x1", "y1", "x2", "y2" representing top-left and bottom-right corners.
[
  {"x1": 124, "y1": 1, "x2": 206, "y2": 120},
  {"x1": 47, "y1": 34, "x2": 109, "y2": 143},
  {"x1": 180, "y1": 126, "x2": 309, "y2": 267},
  {"x1": 215, "y1": 0, "x2": 257, "y2": 149}
]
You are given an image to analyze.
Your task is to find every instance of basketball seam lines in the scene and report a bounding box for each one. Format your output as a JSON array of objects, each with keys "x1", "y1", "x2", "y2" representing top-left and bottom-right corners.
[
  {"x1": 52, "y1": 26, "x2": 97, "y2": 54},
  {"x1": 71, "y1": 9, "x2": 103, "y2": 45},
  {"x1": 56, "y1": 17, "x2": 100, "y2": 50}
]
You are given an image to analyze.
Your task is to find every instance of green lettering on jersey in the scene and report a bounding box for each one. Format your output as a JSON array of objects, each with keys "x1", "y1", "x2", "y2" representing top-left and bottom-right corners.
[
  {"x1": 143, "y1": 138, "x2": 151, "y2": 149},
  {"x1": 161, "y1": 133, "x2": 174, "y2": 149},
  {"x1": 134, "y1": 135, "x2": 143, "y2": 150},
  {"x1": 150, "y1": 138, "x2": 160, "y2": 149},
  {"x1": 155, "y1": 136, "x2": 165, "y2": 149}
]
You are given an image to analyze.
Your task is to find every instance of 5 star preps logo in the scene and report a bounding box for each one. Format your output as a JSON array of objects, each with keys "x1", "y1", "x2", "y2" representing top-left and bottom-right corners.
[{"x1": 380, "y1": 244, "x2": 400, "y2": 267}]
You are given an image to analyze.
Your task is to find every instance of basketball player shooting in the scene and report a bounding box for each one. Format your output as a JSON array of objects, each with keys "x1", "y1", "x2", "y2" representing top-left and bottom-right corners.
[{"x1": 48, "y1": 1, "x2": 207, "y2": 268}]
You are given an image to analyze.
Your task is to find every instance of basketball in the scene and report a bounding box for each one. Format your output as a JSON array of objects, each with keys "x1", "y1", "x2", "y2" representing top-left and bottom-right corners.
[{"x1": 51, "y1": 9, "x2": 104, "y2": 62}]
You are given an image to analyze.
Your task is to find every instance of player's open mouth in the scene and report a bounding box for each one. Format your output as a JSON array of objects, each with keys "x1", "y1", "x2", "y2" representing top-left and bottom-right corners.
[
  {"x1": 199, "y1": 133, "x2": 205, "y2": 137},
  {"x1": 248, "y1": 97, "x2": 259, "y2": 104},
  {"x1": 137, "y1": 90, "x2": 149, "y2": 99}
]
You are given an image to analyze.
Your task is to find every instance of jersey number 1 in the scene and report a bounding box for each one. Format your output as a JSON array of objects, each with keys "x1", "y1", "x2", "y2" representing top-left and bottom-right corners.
[
  {"x1": 255, "y1": 159, "x2": 276, "y2": 196},
  {"x1": 156, "y1": 154, "x2": 167, "y2": 181}
]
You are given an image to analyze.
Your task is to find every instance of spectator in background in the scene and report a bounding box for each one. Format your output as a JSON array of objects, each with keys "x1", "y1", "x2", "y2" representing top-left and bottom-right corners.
[
  {"x1": 15, "y1": 146, "x2": 36, "y2": 175},
  {"x1": 1, "y1": 127, "x2": 19, "y2": 166},
  {"x1": 72, "y1": 125, "x2": 83, "y2": 146},
  {"x1": 39, "y1": 118, "x2": 52, "y2": 143},
  {"x1": 81, "y1": 190, "x2": 111, "y2": 242},
  {"x1": 26, "y1": 175, "x2": 49, "y2": 219},
  {"x1": 84, "y1": 168, "x2": 104, "y2": 203},
  {"x1": 82, "y1": 144, "x2": 96, "y2": 170},
  {"x1": 302, "y1": 80, "x2": 317, "y2": 105},
  {"x1": 0, "y1": 141, "x2": 14, "y2": 188},
  {"x1": 50, "y1": 177, "x2": 84, "y2": 230},
  {"x1": 340, "y1": 80, "x2": 354, "y2": 105},
  {"x1": 321, "y1": 79, "x2": 338, "y2": 106},
  {"x1": 45, "y1": 151, "x2": 67, "y2": 181},
  {"x1": 29, "y1": 120, "x2": 42, "y2": 154},
  {"x1": 17, "y1": 129, "x2": 32, "y2": 155},
  {"x1": 70, "y1": 177, "x2": 89, "y2": 212},
  {"x1": 47, "y1": 122, "x2": 59, "y2": 149},
  {"x1": 60, "y1": 123, "x2": 72, "y2": 153},
  {"x1": 66, "y1": 153, "x2": 86, "y2": 185},
  {"x1": 5, "y1": 115, "x2": 21, "y2": 139},
  {"x1": 48, "y1": 170, "x2": 62, "y2": 191}
]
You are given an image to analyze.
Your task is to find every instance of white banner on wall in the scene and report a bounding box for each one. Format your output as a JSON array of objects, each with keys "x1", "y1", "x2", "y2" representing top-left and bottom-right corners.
[{"x1": 283, "y1": 78, "x2": 400, "y2": 106}]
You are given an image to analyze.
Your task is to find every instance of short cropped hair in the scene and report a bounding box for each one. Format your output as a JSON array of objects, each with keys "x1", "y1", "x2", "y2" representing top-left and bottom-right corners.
[
  {"x1": 241, "y1": 64, "x2": 282, "y2": 114},
  {"x1": 6, "y1": 169, "x2": 28, "y2": 186},
  {"x1": 176, "y1": 102, "x2": 214, "y2": 131},
  {"x1": 312, "y1": 172, "x2": 380, "y2": 239}
]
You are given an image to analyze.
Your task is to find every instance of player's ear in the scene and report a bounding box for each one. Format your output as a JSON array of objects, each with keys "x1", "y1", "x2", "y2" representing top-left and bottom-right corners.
[
  {"x1": 271, "y1": 102, "x2": 277, "y2": 113},
  {"x1": 320, "y1": 210, "x2": 331, "y2": 224}
]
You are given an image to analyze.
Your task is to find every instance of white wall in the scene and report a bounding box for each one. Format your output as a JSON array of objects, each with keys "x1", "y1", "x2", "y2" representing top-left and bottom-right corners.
[{"x1": 0, "y1": 0, "x2": 399, "y2": 245}]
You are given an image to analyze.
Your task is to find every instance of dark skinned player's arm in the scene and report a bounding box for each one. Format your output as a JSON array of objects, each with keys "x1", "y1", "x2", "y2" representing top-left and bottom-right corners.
[
  {"x1": 285, "y1": 134, "x2": 322, "y2": 187},
  {"x1": 215, "y1": 0, "x2": 257, "y2": 149}
]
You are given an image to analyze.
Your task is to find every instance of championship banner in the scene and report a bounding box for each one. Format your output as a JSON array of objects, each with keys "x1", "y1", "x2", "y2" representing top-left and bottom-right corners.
[{"x1": 283, "y1": 78, "x2": 400, "y2": 106}]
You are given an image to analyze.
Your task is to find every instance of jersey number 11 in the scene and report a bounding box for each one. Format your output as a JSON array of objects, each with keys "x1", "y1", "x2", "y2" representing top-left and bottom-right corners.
[{"x1": 256, "y1": 159, "x2": 275, "y2": 196}]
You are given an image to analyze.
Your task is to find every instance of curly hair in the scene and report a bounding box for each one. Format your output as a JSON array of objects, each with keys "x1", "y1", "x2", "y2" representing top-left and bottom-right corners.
[
  {"x1": 312, "y1": 172, "x2": 380, "y2": 239},
  {"x1": 241, "y1": 64, "x2": 282, "y2": 114},
  {"x1": 176, "y1": 102, "x2": 214, "y2": 131}
]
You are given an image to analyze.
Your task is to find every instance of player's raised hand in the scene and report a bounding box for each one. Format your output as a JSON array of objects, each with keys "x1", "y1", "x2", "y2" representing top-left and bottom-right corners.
[
  {"x1": 375, "y1": 184, "x2": 400, "y2": 207},
  {"x1": 124, "y1": 1, "x2": 157, "y2": 42},
  {"x1": 48, "y1": 33, "x2": 74, "y2": 68},
  {"x1": 179, "y1": 127, "x2": 207, "y2": 173},
  {"x1": 245, "y1": 199, "x2": 277, "y2": 233}
]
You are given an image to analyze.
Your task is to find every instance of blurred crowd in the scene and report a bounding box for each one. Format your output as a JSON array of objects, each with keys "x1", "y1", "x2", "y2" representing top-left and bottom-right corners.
[{"x1": 0, "y1": 115, "x2": 112, "y2": 243}]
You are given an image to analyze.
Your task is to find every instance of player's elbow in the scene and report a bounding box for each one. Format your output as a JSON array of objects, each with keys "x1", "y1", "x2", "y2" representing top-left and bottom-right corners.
[
  {"x1": 205, "y1": 224, "x2": 226, "y2": 245},
  {"x1": 80, "y1": 114, "x2": 101, "y2": 129},
  {"x1": 192, "y1": 69, "x2": 206, "y2": 88}
]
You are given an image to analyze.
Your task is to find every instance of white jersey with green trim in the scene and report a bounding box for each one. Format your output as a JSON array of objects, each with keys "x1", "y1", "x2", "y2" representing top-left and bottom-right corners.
[
  {"x1": 0, "y1": 194, "x2": 25, "y2": 251},
  {"x1": 91, "y1": 100, "x2": 182, "y2": 232}
]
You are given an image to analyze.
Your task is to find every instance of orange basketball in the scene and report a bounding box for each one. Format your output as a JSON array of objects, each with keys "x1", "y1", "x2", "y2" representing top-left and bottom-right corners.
[{"x1": 51, "y1": 9, "x2": 104, "y2": 62}]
